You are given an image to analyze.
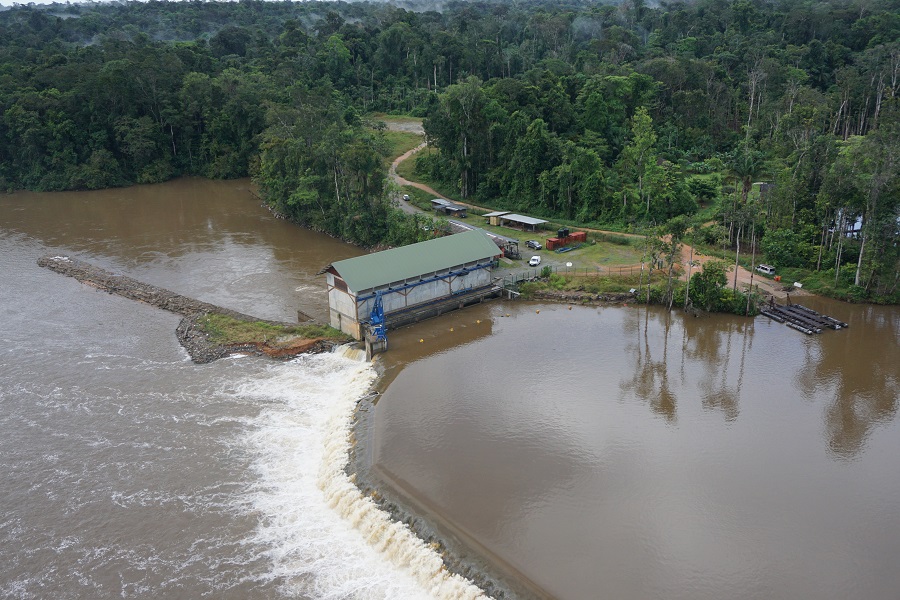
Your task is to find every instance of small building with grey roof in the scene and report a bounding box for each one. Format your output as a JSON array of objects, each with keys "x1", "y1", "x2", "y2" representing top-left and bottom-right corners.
[
  {"x1": 324, "y1": 230, "x2": 501, "y2": 340},
  {"x1": 483, "y1": 210, "x2": 511, "y2": 226},
  {"x1": 430, "y1": 198, "x2": 468, "y2": 218},
  {"x1": 496, "y1": 213, "x2": 547, "y2": 231}
]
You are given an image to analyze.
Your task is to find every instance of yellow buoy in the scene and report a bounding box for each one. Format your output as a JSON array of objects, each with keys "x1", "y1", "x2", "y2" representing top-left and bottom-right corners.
[
  {"x1": 450, "y1": 327, "x2": 454, "y2": 332},
  {"x1": 476, "y1": 320, "x2": 481, "y2": 324},
  {"x1": 568, "y1": 306, "x2": 572, "y2": 310},
  {"x1": 536, "y1": 310, "x2": 540, "y2": 314},
  {"x1": 419, "y1": 339, "x2": 424, "y2": 343}
]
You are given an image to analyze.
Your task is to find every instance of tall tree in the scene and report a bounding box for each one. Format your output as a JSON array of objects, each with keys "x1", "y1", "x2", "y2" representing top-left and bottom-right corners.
[{"x1": 616, "y1": 106, "x2": 660, "y2": 218}]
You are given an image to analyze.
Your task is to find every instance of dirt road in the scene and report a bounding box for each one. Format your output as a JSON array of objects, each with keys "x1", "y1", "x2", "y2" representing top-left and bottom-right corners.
[
  {"x1": 384, "y1": 118, "x2": 793, "y2": 298},
  {"x1": 389, "y1": 142, "x2": 432, "y2": 215},
  {"x1": 679, "y1": 245, "x2": 798, "y2": 299},
  {"x1": 383, "y1": 120, "x2": 449, "y2": 215}
]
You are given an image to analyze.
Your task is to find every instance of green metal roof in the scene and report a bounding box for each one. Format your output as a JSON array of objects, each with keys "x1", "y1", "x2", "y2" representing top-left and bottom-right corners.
[{"x1": 330, "y1": 230, "x2": 500, "y2": 293}]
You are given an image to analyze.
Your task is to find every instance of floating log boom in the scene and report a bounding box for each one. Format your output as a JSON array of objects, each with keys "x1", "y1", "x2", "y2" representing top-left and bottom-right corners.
[{"x1": 760, "y1": 301, "x2": 847, "y2": 334}]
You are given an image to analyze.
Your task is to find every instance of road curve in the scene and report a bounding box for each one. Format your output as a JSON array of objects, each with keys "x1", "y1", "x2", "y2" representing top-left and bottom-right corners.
[{"x1": 384, "y1": 119, "x2": 792, "y2": 299}]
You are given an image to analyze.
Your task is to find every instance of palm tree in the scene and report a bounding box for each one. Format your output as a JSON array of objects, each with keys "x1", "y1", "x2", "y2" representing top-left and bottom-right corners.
[{"x1": 727, "y1": 139, "x2": 768, "y2": 206}]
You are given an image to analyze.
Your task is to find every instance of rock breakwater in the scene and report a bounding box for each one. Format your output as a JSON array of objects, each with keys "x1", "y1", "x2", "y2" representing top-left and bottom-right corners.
[{"x1": 38, "y1": 254, "x2": 340, "y2": 363}]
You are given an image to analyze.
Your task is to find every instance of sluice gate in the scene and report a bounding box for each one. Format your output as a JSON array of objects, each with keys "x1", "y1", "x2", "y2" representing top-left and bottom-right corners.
[{"x1": 364, "y1": 283, "x2": 503, "y2": 359}]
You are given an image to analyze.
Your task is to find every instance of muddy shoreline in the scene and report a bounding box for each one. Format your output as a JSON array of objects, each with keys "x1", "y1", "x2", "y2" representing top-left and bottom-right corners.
[
  {"x1": 528, "y1": 289, "x2": 636, "y2": 305},
  {"x1": 38, "y1": 254, "x2": 342, "y2": 363}
]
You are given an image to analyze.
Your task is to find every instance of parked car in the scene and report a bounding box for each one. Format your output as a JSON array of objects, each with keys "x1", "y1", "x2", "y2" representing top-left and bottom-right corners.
[
  {"x1": 529, "y1": 256, "x2": 542, "y2": 267},
  {"x1": 402, "y1": 194, "x2": 410, "y2": 201},
  {"x1": 756, "y1": 264, "x2": 776, "y2": 275},
  {"x1": 525, "y1": 240, "x2": 542, "y2": 250}
]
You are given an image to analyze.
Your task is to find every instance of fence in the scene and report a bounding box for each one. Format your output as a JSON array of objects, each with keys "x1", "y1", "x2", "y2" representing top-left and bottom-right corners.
[
  {"x1": 502, "y1": 264, "x2": 658, "y2": 289},
  {"x1": 502, "y1": 267, "x2": 552, "y2": 287},
  {"x1": 571, "y1": 265, "x2": 647, "y2": 277}
]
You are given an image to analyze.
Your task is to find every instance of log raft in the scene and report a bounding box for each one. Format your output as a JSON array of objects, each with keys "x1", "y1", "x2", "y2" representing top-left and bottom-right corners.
[{"x1": 760, "y1": 300, "x2": 848, "y2": 334}]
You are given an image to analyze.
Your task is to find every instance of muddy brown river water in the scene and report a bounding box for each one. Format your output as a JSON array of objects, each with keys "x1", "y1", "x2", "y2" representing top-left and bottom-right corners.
[
  {"x1": 373, "y1": 299, "x2": 900, "y2": 599},
  {"x1": 1, "y1": 178, "x2": 898, "y2": 600}
]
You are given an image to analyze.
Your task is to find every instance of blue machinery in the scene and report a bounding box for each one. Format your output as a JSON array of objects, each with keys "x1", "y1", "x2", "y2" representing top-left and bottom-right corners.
[
  {"x1": 361, "y1": 261, "x2": 499, "y2": 356},
  {"x1": 369, "y1": 290, "x2": 388, "y2": 346}
]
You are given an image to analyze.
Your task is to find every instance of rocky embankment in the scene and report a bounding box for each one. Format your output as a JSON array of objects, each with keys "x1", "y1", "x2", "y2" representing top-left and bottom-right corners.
[{"x1": 38, "y1": 254, "x2": 340, "y2": 363}]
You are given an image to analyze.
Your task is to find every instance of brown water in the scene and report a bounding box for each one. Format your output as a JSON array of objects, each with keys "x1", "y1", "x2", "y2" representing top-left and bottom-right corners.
[
  {"x1": 0, "y1": 177, "x2": 360, "y2": 323},
  {"x1": 0, "y1": 179, "x2": 451, "y2": 600},
  {"x1": 373, "y1": 300, "x2": 900, "y2": 600},
  {"x1": 2, "y1": 177, "x2": 898, "y2": 600}
]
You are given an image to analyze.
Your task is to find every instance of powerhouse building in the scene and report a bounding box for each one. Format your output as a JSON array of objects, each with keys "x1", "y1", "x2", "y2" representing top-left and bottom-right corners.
[{"x1": 324, "y1": 230, "x2": 501, "y2": 340}]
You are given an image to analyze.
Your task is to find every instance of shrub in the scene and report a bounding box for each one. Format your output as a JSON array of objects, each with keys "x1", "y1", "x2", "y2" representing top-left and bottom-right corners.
[
  {"x1": 697, "y1": 223, "x2": 728, "y2": 246},
  {"x1": 760, "y1": 229, "x2": 812, "y2": 268}
]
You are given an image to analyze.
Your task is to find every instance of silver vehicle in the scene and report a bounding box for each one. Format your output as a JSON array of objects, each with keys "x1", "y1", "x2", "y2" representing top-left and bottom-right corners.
[
  {"x1": 756, "y1": 264, "x2": 776, "y2": 275},
  {"x1": 525, "y1": 240, "x2": 542, "y2": 250},
  {"x1": 529, "y1": 256, "x2": 542, "y2": 267}
]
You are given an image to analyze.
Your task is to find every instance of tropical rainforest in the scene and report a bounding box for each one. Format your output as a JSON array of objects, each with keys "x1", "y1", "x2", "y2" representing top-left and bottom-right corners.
[{"x1": 1, "y1": 0, "x2": 897, "y2": 301}]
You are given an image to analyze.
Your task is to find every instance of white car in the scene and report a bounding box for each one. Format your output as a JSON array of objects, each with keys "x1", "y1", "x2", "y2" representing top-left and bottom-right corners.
[{"x1": 529, "y1": 256, "x2": 541, "y2": 267}]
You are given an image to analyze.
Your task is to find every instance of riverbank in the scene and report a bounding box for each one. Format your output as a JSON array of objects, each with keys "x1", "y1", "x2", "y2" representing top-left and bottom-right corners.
[
  {"x1": 527, "y1": 289, "x2": 636, "y2": 305},
  {"x1": 38, "y1": 254, "x2": 350, "y2": 363}
]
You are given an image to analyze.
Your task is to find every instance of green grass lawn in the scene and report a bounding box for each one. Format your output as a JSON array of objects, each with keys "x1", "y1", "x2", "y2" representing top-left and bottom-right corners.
[
  {"x1": 371, "y1": 113, "x2": 423, "y2": 127},
  {"x1": 457, "y1": 217, "x2": 647, "y2": 268},
  {"x1": 197, "y1": 313, "x2": 350, "y2": 346},
  {"x1": 519, "y1": 271, "x2": 662, "y2": 298},
  {"x1": 381, "y1": 130, "x2": 423, "y2": 166}
]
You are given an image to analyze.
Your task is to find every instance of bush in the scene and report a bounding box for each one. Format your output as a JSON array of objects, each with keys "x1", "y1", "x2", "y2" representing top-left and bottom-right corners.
[
  {"x1": 687, "y1": 175, "x2": 721, "y2": 202},
  {"x1": 592, "y1": 232, "x2": 633, "y2": 246},
  {"x1": 760, "y1": 229, "x2": 812, "y2": 268},
  {"x1": 697, "y1": 223, "x2": 728, "y2": 246},
  {"x1": 518, "y1": 281, "x2": 540, "y2": 298},
  {"x1": 690, "y1": 260, "x2": 728, "y2": 311}
]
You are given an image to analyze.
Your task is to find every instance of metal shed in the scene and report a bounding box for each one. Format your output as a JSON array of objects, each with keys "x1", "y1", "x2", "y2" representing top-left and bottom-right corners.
[
  {"x1": 324, "y1": 230, "x2": 501, "y2": 340},
  {"x1": 497, "y1": 213, "x2": 548, "y2": 231},
  {"x1": 483, "y1": 210, "x2": 511, "y2": 226},
  {"x1": 430, "y1": 198, "x2": 468, "y2": 218}
]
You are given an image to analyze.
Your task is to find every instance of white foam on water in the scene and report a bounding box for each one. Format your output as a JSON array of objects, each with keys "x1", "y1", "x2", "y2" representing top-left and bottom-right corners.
[{"x1": 237, "y1": 348, "x2": 489, "y2": 600}]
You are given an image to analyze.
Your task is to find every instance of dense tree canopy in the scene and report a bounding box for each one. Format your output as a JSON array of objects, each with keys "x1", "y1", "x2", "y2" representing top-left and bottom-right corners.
[{"x1": 0, "y1": 0, "x2": 897, "y2": 299}]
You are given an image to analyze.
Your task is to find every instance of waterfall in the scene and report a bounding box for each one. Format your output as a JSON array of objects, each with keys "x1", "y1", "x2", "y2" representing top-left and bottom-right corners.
[{"x1": 238, "y1": 347, "x2": 488, "y2": 599}]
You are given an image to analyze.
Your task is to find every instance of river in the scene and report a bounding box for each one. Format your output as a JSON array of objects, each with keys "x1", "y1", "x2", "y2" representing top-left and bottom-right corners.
[
  {"x1": 373, "y1": 299, "x2": 900, "y2": 599},
  {"x1": 1, "y1": 178, "x2": 898, "y2": 599}
]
